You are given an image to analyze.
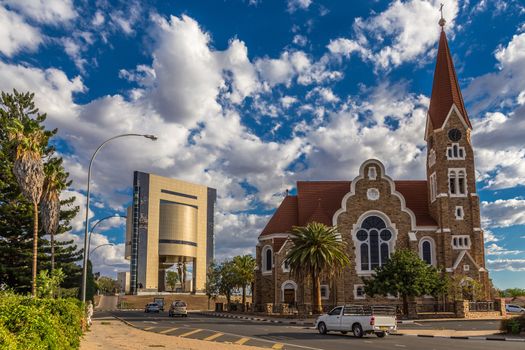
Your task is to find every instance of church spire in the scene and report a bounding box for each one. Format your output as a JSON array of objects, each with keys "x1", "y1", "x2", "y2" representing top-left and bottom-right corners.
[{"x1": 427, "y1": 7, "x2": 472, "y2": 130}]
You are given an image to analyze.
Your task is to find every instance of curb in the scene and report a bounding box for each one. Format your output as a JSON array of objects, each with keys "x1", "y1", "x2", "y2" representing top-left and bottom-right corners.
[
  {"x1": 391, "y1": 332, "x2": 524, "y2": 342},
  {"x1": 197, "y1": 312, "x2": 315, "y2": 327}
]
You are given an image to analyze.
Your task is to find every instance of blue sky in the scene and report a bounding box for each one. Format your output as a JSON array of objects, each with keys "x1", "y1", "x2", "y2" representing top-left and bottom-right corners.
[{"x1": 1, "y1": 0, "x2": 524, "y2": 289}]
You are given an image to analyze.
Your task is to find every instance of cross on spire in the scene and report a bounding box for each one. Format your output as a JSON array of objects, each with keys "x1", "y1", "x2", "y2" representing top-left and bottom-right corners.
[{"x1": 439, "y1": 3, "x2": 446, "y2": 29}]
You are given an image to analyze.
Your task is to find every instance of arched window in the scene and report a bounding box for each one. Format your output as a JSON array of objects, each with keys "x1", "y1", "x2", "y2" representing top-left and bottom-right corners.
[
  {"x1": 419, "y1": 237, "x2": 435, "y2": 266},
  {"x1": 356, "y1": 215, "x2": 393, "y2": 271},
  {"x1": 262, "y1": 246, "x2": 273, "y2": 273},
  {"x1": 448, "y1": 168, "x2": 467, "y2": 196}
]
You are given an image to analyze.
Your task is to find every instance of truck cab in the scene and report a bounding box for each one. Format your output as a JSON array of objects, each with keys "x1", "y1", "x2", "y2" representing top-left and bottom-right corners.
[{"x1": 315, "y1": 305, "x2": 397, "y2": 338}]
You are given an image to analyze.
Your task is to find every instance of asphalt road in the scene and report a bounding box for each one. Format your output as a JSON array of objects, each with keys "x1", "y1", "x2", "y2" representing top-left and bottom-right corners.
[
  {"x1": 100, "y1": 311, "x2": 523, "y2": 350},
  {"x1": 399, "y1": 319, "x2": 501, "y2": 331}
]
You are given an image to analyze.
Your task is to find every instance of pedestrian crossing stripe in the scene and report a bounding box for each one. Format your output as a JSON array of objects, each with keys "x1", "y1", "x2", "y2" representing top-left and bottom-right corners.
[
  {"x1": 203, "y1": 333, "x2": 224, "y2": 341},
  {"x1": 179, "y1": 329, "x2": 203, "y2": 337},
  {"x1": 234, "y1": 337, "x2": 250, "y2": 345},
  {"x1": 159, "y1": 327, "x2": 178, "y2": 334},
  {"x1": 272, "y1": 343, "x2": 284, "y2": 349}
]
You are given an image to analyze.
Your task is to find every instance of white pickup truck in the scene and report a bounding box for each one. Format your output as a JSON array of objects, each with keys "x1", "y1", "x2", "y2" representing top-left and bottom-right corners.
[{"x1": 315, "y1": 305, "x2": 397, "y2": 338}]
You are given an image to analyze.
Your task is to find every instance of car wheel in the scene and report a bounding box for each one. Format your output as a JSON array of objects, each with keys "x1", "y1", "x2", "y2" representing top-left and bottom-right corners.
[
  {"x1": 376, "y1": 332, "x2": 387, "y2": 338},
  {"x1": 318, "y1": 322, "x2": 327, "y2": 335},
  {"x1": 352, "y1": 324, "x2": 363, "y2": 338},
  {"x1": 341, "y1": 331, "x2": 348, "y2": 335}
]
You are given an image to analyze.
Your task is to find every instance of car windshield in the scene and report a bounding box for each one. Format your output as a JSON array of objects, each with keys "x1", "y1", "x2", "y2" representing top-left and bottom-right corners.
[{"x1": 173, "y1": 302, "x2": 186, "y2": 307}]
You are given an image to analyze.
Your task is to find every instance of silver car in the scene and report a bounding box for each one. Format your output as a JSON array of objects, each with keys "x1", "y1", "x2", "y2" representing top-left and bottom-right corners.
[
  {"x1": 506, "y1": 304, "x2": 525, "y2": 313},
  {"x1": 168, "y1": 300, "x2": 188, "y2": 317},
  {"x1": 145, "y1": 302, "x2": 160, "y2": 313}
]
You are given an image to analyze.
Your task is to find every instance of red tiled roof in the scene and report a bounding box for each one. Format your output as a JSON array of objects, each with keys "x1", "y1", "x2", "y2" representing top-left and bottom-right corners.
[
  {"x1": 273, "y1": 238, "x2": 288, "y2": 252},
  {"x1": 428, "y1": 30, "x2": 472, "y2": 130},
  {"x1": 260, "y1": 196, "x2": 298, "y2": 236},
  {"x1": 259, "y1": 180, "x2": 436, "y2": 237}
]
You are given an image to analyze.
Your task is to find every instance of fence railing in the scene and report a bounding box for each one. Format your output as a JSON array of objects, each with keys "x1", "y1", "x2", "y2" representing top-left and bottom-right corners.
[
  {"x1": 468, "y1": 301, "x2": 494, "y2": 312},
  {"x1": 416, "y1": 303, "x2": 456, "y2": 313}
]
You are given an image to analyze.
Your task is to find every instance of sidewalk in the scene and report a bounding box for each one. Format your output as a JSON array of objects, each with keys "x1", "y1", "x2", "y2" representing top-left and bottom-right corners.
[{"x1": 80, "y1": 316, "x2": 267, "y2": 350}]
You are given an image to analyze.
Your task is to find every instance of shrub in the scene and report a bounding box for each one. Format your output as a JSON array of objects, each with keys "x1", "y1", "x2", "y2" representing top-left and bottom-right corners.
[
  {"x1": 0, "y1": 291, "x2": 85, "y2": 349},
  {"x1": 501, "y1": 314, "x2": 525, "y2": 334}
]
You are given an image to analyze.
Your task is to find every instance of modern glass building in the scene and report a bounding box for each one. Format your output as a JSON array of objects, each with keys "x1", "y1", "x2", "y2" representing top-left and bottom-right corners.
[{"x1": 124, "y1": 171, "x2": 216, "y2": 294}]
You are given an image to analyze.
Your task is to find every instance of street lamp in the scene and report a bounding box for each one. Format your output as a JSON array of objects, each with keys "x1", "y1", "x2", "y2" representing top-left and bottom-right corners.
[
  {"x1": 87, "y1": 215, "x2": 126, "y2": 263},
  {"x1": 89, "y1": 243, "x2": 115, "y2": 256},
  {"x1": 81, "y1": 133, "x2": 157, "y2": 303}
]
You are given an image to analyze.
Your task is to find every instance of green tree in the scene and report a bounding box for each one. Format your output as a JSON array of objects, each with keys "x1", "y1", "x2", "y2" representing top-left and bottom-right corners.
[
  {"x1": 205, "y1": 262, "x2": 220, "y2": 310},
  {"x1": 218, "y1": 260, "x2": 239, "y2": 307},
  {"x1": 363, "y1": 249, "x2": 448, "y2": 315},
  {"x1": 504, "y1": 288, "x2": 525, "y2": 300},
  {"x1": 232, "y1": 255, "x2": 256, "y2": 308},
  {"x1": 41, "y1": 158, "x2": 67, "y2": 272},
  {"x1": 165, "y1": 270, "x2": 179, "y2": 291},
  {"x1": 4, "y1": 95, "x2": 46, "y2": 297},
  {"x1": 96, "y1": 276, "x2": 118, "y2": 295},
  {"x1": 285, "y1": 222, "x2": 351, "y2": 314},
  {"x1": 0, "y1": 90, "x2": 82, "y2": 294}
]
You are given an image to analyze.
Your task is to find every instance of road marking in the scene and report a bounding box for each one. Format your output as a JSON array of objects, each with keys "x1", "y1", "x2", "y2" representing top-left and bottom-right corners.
[
  {"x1": 235, "y1": 337, "x2": 251, "y2": 345},
  {"x1": 203, "y1": 333, "x2": 224, "y2": 341},
  {"x1": 143, "y1": 326, "x2": 155, "y2": 331},
  {"x1": 159, "y1": 327, "x2": 178, "y2": 334},
  {"x1": 179, "y1": 329, "x2": 203, "y2": 337},
  {"x1": 272, "y1": 344, "x2": 284, "y2": 350},
  {"x1": 395, "y1": 345, "x2": 406, "y2": 348},
  {"x1": 144, "y1": 321, "x2": 157, "y2": 324}
]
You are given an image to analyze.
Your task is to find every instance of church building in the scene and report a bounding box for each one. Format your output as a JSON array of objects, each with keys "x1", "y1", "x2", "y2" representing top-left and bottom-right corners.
[{"x1": 254, "y1": 19, "x2": 490, "y2": 310}]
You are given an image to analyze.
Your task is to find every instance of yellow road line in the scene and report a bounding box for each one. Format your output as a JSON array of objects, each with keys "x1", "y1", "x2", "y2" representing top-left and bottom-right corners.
[
  {"x1": 143, "y1": 326, "x2": 154, "y2": 331},
  {"x1": 179, "y1": 329, "x2": 203, "y2": 337},
  {"x1": 159, "y1": 327, "x2": 178, "y2": 334},
  {"x1": 203, "y1": 333, "x2": 224, "y2": 341},
  {"x1": 272, "y1": 343, "x2": 284, "y2": 350},
  {"x1": 235, "y1": 337, "x2": 251, "y2": 345}
]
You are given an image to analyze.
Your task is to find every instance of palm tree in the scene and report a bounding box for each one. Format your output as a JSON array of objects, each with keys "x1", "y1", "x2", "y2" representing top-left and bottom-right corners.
[
  {"x1": 41, "y1": 158, "x2": 67, "y2": 272},
  {"x1": 233, "y1": 255, "x2": 256, "y2": 308},
  {"x1": 285, "y1": 222, "x2": 351, "y2": 314},
  {"x1": 7, "y1": 118, "x2": 45, "y2": 297}
]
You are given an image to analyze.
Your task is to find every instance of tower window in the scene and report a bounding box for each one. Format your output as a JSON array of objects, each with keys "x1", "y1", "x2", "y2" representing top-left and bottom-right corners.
[
  {"x1": 430, "y1": 173, "x2": 437, "y2": 202},
  {"x1": 449, "y1": 169, "x2": 467, "y2": 196},
  {"x1": 452, "y1": 235, "x2": 471, "y2": 249},
  {"x1": 455, "y1": 206, "x2": 464, "y2": 220},
  {"x1": 419, "y1": 238, "x2": 435, "y2": 265},
  {"x1": 447, "y1": 143, "x2": 466, "y2": 160}
]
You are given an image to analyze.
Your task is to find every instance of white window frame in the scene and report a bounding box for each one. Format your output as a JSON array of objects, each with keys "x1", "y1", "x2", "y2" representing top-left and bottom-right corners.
[
  {"x1": 354, "y1": 284, "x2": 366, "y2": 300},
  {"x1": 447, "y1": 143, "x2": 466, "y2": 160},
  {"x1": 418, "y1": 237, "x2": 436, "y2": 266},
  {"x1": 428, "y1": 148, "x2": 436, "y2": 167},
  {"x1": 320, "y1": 284, "x2": 330, "y2": 300},
  {"x1": 430, "y1": 172, "x2": 437, "y2": 203},
  {"x1": 448, "y1": 168, "x2": 467, "y2": 197},
  {"x1": 262, "y1": 245, "x2": 273, "y2": 275},
  {"x1": 455, "y1": 206, "x2": 464, "y2": 220},
  {"x1": 463, "y1": 264, "x2": 470, "y2": 272},
  {"x1": 451, "y1": 235, "x2": 471, "y2": 250},
  {"x1": 368, "y1": 166, "x2": 377, "y2": 180}
]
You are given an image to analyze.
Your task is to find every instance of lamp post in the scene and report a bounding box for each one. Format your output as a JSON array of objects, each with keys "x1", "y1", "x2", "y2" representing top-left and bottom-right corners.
[
  {"x1": 87, "y1": 215, "x2": 126, "y2": 263},
  {"x1": 81, "y1": 133, "x2": 157, "y2": 303},
  {"x1": 89, "y1": 243, "x2": 115, "y2": 256}
]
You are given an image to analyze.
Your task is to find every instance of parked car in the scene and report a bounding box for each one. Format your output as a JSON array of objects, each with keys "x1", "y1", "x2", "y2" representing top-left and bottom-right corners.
[
  {"x1": 506, "y1": 304, "x2": 525, "y2": 313},
  {"x1": 315, "y1": 305, "x2": 397, "y2": 338},
  {"x1": 145, "y1": 302, "x2": 161, "y2": 313},
  {"x1": 168, "y1": 300, "x2": 188, "y2": 317},
  {"x1": 154, "y1": 297, "x2": 165, "y2": 311}
]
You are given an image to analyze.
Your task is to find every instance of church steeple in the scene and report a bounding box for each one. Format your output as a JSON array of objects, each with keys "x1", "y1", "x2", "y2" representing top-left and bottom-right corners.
[{"x1": 427, "y1": 14, "x2": 472, "y2": 131}]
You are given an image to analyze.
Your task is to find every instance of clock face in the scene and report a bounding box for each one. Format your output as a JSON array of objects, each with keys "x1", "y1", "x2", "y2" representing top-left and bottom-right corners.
[{"x1": 448, "y1": 128, "x2": 462, "y2": 142}]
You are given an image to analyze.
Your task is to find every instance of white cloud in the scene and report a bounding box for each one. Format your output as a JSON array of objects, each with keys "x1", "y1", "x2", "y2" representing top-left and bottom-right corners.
[
  {"x1": 487, "y1": 259, "x2": 525, "y2": 272},
  {"x1": 2, "y1": 0, "x2": 76, "y2": 24},
  {"x1": 0, "y1": 6, "x2": 42, "y2": 56},
  {"x1": 481, "y1": 199, "x2": 525, "y2": 228},
  {"x1": 485, "y1": 243, "x2": 523, "y2": 256},
  {"x1": 287, "y1": 0, "x2": 312, "y2": 13},
  {"x1": 329, "y1": 0, "x2": 459, "y2": 70},
  {"x1": 483, "y1": 229, "x2": 499, "y2": 243}
]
